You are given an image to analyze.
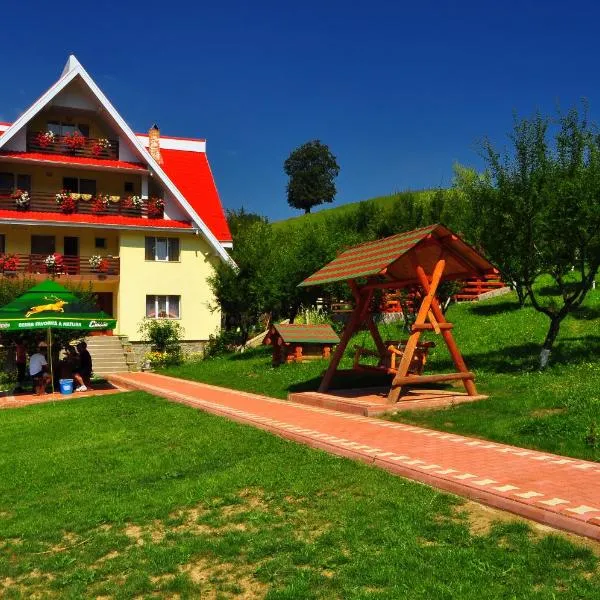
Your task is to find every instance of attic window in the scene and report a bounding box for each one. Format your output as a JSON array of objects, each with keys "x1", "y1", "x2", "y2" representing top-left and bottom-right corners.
[{"x1": 47, "y1": 122, "x2": 89, "y2": 136}]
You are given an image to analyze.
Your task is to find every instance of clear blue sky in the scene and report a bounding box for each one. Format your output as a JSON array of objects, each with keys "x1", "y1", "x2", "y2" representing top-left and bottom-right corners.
[{"x1": 2, "y1": 0, "x2": 598, "y2": 221}]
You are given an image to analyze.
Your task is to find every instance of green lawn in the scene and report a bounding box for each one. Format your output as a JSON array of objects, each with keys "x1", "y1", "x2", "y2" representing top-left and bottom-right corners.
[
  {"x1": 0, "y1": 393, "x2": 598, "y2": 599},
  {"x1": 164, "y1": 286, "x2": 600, "y2": 462}
]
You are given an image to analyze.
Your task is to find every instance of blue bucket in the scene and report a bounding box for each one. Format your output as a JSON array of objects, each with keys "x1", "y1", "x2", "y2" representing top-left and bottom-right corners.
[{"x1": 59, "y1": 379, "x2": 74, "y2": 395}]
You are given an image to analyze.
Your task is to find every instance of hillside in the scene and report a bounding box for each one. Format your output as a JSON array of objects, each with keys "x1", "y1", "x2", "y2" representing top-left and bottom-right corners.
[{"x1": 271, "y1": 188, "x2": 435, "y2": 230}]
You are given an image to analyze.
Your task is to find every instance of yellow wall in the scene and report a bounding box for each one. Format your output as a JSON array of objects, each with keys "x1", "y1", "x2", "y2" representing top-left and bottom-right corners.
[
  {"x1": 2, "y1": 162, "x2": 142, "y2": 197},
  {"x1": 0, "y1": 224, "x2": 119, "y2": 256},
  {"x1": 118, "y1": 231, "x2": 221, "y2": 341}
]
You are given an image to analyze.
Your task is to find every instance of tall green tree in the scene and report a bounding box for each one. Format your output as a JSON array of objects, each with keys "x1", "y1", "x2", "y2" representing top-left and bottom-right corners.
[
  {"x1": 284, "y1": 140, "x2": 340, "y2": 213},
  {"x1": 470, "y1": 106, "x2": 600, "y2": 367}
]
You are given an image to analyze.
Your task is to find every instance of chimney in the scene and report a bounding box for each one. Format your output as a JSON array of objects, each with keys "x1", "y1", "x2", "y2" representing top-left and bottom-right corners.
[{"x1": 148, "y1": 124, "x2": 163, "y2": 165}]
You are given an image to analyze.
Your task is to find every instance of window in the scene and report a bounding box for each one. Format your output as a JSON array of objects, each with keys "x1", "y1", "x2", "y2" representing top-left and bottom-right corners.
[
  {"x1": 0, "y1": 172, "x2": 13, "y2": 192},
  {"x1": 146, "y1": 295, "x2": 180, "y2": 319},
  {"x1": 0, "y1": 235, "x2": 5, "y2": 254},
  {"x1": 62, "y1": 177, "x2": 96, "y2": 194},
  {"x1": 80, "y1": 179, "x2": 96, "y2": 195},
  {"x1": 31, "y1": 235, "x2": 56, "y2": 255},
  {"x1": 145, "y1": 237, "x2": 180, "y2": 262},
  {"x1": 47, "y1": 121, "x2": 89, "y2": 136},
  {"x1": 16, "y1": 174, "x2": 31, "y2": 191},
  {"x1": 124, "y1": 181, "x2": 134, "y2": 193},
  {"x1": 95, "y1": 237, "x2": 107, "y2": 249},
  {"x1": 63, "y1": 177, "x2": 78, "y2": 192}
]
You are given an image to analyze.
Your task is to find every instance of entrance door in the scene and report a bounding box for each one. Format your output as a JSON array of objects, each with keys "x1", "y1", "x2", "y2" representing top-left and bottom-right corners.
[
  {"x1": 95, "y1": 292, "x2": 113, "y2": 316},
  {"x1": 64, "y1": 236, "x2": 79, "y2": 274}
]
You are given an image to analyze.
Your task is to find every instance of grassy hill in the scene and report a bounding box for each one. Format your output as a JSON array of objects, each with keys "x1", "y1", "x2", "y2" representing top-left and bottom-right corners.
[{"x1": 271, "y1": 188, "x2": 435, "y2": 230}]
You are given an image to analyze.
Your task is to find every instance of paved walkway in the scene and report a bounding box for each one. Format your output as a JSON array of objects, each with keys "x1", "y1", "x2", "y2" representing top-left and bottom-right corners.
[{"x1": 109, "y1": 372, "x2": 599, "y2": 540}]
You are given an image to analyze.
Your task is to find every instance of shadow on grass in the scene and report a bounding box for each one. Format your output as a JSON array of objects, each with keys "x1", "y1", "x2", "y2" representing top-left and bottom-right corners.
[
  {"x1": 287, "y1": 371, "x2": 393, "y2": 394},
  {"x1": 431, "y1": 335, "x2": 600, "y2": 374},
  {"x1": 571, "y1": 306, "x2": 600, "y2": 321},
  {"x1": 468, "y1": 301, "x2": 523, "y2": 316}
]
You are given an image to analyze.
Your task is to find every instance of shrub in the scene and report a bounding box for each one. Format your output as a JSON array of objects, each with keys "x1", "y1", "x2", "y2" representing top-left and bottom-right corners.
[
  {"x1": 203, "y1": 330, "x2": 243, "y2": 358},
  {"x1": 138, "y1": 318, "x2": 184, "y2": 354}
]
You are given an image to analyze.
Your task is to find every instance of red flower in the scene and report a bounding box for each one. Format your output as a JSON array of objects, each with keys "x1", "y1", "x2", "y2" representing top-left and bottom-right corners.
[{"x1": 63, "y1": 132, "x2": 86, "y2": 150}]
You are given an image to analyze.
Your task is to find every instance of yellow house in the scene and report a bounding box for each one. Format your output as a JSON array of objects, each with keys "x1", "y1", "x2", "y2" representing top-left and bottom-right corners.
[{"x1": 0, "y1": 55, "x2": 233, "y2": 353}]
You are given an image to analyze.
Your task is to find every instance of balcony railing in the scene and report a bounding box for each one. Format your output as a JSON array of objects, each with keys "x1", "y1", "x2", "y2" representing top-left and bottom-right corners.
[
  {"x1": 3, "y1": 254, "x2": 120, "y2": 278},
  {"x1": 0, "y1": 191, "x2": 150, "y2": 218},
  {"x1": 27, "y1": 131, "x2": 120, "y2": 161}
]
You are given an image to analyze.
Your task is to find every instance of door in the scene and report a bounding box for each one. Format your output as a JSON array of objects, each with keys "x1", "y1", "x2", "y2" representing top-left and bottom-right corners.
[
  {"x1": 30, "y1": 235, "x2": 55, "y2": 272},
  {"x1": 63, "y1": 236, "x2": 79, "y2": 274},
  {"x1": 95, "y1": 292, "x2": 113, "y2": 316}
]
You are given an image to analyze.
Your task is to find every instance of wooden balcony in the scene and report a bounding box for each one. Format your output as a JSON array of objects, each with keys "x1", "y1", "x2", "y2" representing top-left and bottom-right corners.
[
  {"x1": 27, "y1": 131, "x2": 120, "y2": 160},
  {"x1": 0, "y1": 191, "x2": 149, "y2": 218},
  {"x1": 4, "y1": 254, "x2": 120, "y2": 281}
]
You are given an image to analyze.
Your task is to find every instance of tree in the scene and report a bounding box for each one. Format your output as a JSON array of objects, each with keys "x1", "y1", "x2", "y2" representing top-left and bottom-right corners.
[
  {"x1": 226, "y1": 207, "x2": 267, "y2": 239},
  {"x1": 284, "y1": 140, "x2": 340, "y2": 213},
  {"x1": 469, "y1": 106, "x2": 600, "y2": 367}
]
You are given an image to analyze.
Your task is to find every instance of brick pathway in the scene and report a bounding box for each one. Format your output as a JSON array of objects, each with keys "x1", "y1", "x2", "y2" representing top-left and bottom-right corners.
[
  {"x1": 109, "y1": 372, "x2": 598, "y2": 540},
  {"x1": 0, "y1": 384, "x2": 123, "y2": 409}
]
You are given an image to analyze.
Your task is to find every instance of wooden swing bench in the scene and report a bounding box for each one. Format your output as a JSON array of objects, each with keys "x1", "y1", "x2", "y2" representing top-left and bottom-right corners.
[
  {"x1": 352, "y1": 340, "x2": 435, "y2": 376},
  {"x1": 297, "y1": 224, "x2": 497, "y2": 403}
]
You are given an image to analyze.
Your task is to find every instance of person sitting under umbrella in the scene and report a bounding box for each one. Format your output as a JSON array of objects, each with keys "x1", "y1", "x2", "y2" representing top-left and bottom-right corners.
[
  {"x1": 30, "y1": 342, "x2": 52, "y2": 395},
  {"x1": 74, "y1": 341, "x2": 93, "y2": 392}
]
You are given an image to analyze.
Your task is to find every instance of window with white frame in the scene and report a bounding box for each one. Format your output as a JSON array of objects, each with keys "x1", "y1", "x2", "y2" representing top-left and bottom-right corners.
[
  {"x1": 146, "y1": 295, "x2": 180, "y2": 319},
  {"x1": 145, "y1": 237, "x2": 180, "y2": 262}
]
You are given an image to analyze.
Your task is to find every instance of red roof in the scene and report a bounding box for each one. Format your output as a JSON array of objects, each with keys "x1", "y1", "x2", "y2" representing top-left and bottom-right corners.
[
  {"x1": 159, "y1": 148, "x2": 232, "y2": 242},
  {"x1": 0, "y1": 209, "x2": 192, "y2": 229},
  {"x1": 0, "y1": 150, "x2": 147, "y2": 172},
  {"x1": 0, "y1": 124, "x2": 231, "y2": 242}
]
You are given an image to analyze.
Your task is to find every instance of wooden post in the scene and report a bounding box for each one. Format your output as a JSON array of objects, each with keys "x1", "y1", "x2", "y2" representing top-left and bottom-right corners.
[
  {"x1": 366, "y1": 316, "x2": 388, "y2": 362},
  {"x1": 318, "y1": 286, "x2": 370, "y2": 393},
  {"x1": 387, "y1": 259, "x2": 446, "y2": 403},
  {"x1": 415, "y1": 265, "x2": 478, "y2": 396}
]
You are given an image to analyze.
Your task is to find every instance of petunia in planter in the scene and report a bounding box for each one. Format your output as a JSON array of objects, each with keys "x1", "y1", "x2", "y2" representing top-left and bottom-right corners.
[
  {"x1": 11, "y1": 189, "x2": 30, "y2": 210},
  {"x1": 63, "y1": 131, "x2": 86, "y2": 151},
  {"x1": 88, "y1": 255, "x2": 109, "y2": 273},
  {"x1": 92, "y1": 194, "x2": 110, "y2": 214},
  {"x1": 122, "y1": 195, "x2": 143, "y2": 210},
  {"x1": 91, "y1": 138, "x2": 111, "y2": 156},
  {"x1": 0, "y1": 254, "x2": 19, "y2": 275},
  {"x1": 35, "y1": 131, "x2": 55, "y2": 148},
  {"x1": 45, "y1": 253, "x2": 64, "y2": 274},
  {"x1": 147, "y1": 197, "x2": 165, "y2": 219},
  {"x1": 55, "y1": 190, "x2": 77, "y2": 214}
]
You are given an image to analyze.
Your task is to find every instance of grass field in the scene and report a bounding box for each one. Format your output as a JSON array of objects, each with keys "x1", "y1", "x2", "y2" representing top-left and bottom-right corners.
[
  {"x1": 1, "y1": 392, "x2": 599, "y2": 599},
  {"x1": 270, "y1": 189, "x2": 434, "y2": 231},
  {"x1": 164, "y1": 286, "x2": 600, "y2": 462}
]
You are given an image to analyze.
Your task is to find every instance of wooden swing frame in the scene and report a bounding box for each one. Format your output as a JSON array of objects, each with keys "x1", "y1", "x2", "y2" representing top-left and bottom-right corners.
[
  {"x1": 318, "y1": 256, "x2": 477, "y2": 404},
  {"x1": 299, "y1": 225, "x2": 497, "y2": 404}
]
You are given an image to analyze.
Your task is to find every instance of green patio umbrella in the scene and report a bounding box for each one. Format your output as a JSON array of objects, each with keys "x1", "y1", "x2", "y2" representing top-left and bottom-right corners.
[{"x1": 0, "y1": 280, "x2": 116, "y2": 391}]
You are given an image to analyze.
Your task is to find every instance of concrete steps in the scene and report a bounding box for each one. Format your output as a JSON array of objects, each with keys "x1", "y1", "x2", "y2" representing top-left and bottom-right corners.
[{"x1": 85, "y1": 335, "x2": 136, "y2": 375}]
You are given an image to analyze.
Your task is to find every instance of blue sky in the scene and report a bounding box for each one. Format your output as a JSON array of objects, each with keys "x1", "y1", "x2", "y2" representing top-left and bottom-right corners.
[{"x1": 2, "y1": 0, "x2": 599, "y2": 221}]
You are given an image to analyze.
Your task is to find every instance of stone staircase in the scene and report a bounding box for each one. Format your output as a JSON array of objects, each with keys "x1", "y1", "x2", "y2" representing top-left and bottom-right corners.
[{"x1": 85, "y1": 335, "x2": 137, "y2": 376}]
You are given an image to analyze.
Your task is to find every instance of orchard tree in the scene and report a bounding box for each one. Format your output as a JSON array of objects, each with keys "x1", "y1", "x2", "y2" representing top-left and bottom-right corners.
[
  {"x1": 470, "y1": 106, "x2": 600, "y2": 367},
  {"x1": 284, "y1": 140, "x2": 340, "y2": 213}
]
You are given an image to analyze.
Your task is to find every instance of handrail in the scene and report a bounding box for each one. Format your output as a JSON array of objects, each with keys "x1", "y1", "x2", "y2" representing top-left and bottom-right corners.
[
  {"x1": 4, "y1": 254, "x2": 120, "y2": 277},
  {"x1": 27, "y1": 131, "x2": 120, "y2": 160},
  {"x1": 0, "y1": 191, "x2": 149, "y2": 218}
]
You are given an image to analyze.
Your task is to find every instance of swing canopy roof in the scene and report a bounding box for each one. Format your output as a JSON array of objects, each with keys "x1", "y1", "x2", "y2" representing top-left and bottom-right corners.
[
  {"x1": 299, "y1": 224, "x2": 497, "y2": 288},
  {"x1": 0, "y1": 280, "x2": 116, "y2": 331}
]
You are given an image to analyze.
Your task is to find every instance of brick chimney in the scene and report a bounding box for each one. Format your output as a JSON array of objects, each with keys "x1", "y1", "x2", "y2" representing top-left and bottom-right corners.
[{"x1": 148, "y1": 124, "x2": 163, "y2": 165}]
